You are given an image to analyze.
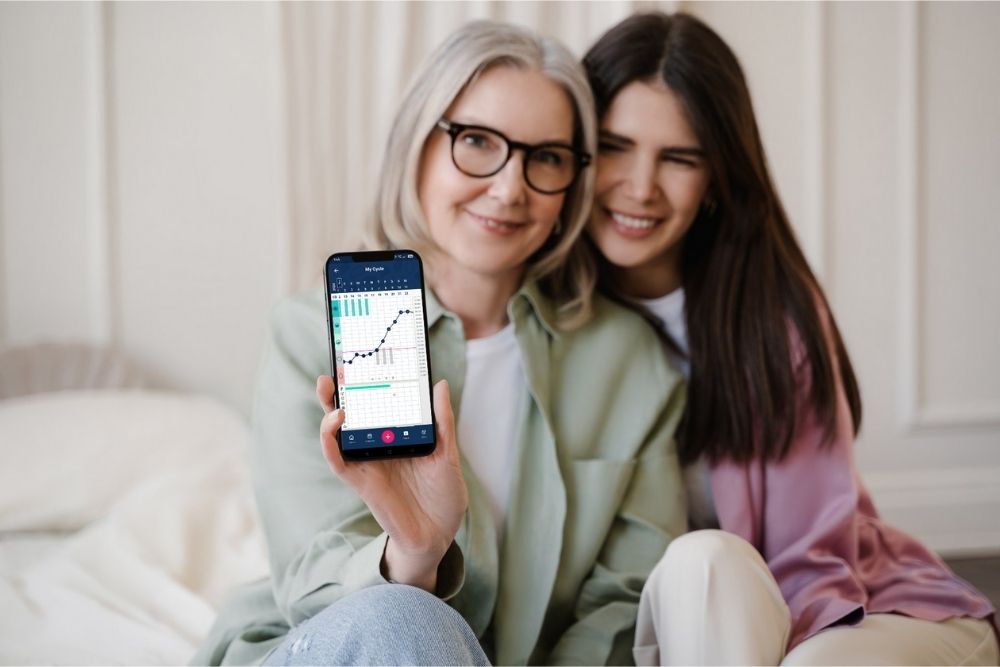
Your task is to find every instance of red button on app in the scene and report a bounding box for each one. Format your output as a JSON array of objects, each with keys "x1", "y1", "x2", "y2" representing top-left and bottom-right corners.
[{"x1": 381, "y1": 430, "x2": 395, "y2": 444}]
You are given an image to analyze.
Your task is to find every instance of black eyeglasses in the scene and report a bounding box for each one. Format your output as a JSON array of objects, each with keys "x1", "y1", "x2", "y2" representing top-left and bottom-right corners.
[{"x1": 435, "y1": 119, "x2": 591, "y2": 195}]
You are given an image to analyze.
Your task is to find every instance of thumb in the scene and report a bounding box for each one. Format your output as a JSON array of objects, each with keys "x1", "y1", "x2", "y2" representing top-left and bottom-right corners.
[
  {"x1": 432, "y1": 379, "x2": 458, "y2": 463},
  {"x1": 319, "y1": 408, "x2": 348, "y2": 475}
]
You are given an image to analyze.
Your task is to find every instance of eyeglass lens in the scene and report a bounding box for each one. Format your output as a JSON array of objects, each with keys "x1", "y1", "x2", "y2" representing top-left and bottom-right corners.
[{"x1": 451, "y1": 126, "x2": 578, "y2": 194}]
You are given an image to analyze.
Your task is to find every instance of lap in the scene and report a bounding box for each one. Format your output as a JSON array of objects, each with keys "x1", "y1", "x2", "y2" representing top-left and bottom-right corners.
[
  {"x1": 782, "y1": 613, "x2": 999, "y2": 666},
  {"x1": 639, "y1": 532, "x2": 999, "y2": 667},
  {"x1": 263, "y1": 584, "x2": 489, "y2": 666}
]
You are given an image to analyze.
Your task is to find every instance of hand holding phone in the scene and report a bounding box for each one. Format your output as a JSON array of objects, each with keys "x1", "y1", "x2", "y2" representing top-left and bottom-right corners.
[
  {"x1": 324, "y1": 250, "x2": 437, "y2": 459},
  {"x1": 316, "y1": 375, "x2": 468, "y2": 592},
  {"x1": 320, "y1": 250, "x2": 467, "y2": 591}
]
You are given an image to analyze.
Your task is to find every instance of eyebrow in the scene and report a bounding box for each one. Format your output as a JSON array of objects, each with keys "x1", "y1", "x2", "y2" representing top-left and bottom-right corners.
[
  {"x1": 599, "y1": 130, "x2": 705, "y2": 156},
  {"x1": 453, "y1": 117, "x2": 574, "y2": 146}
]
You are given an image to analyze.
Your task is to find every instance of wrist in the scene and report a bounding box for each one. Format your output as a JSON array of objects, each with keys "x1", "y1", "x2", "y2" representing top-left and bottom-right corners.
[{"x1": 381, "y1": 537, "x2": 442, "y2": 593}]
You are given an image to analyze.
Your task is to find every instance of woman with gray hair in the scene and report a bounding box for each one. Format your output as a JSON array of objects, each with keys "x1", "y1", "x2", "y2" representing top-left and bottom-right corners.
[{"x1": 194, "y1": 20, "x2": 686, "y2": 666}]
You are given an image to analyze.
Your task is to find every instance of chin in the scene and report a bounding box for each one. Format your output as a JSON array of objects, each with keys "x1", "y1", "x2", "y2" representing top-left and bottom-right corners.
[
  {"x1": 603, "y1": 249, "x2": 652, "y2": 271},
  {"x1": 590, "y1": 234, "x2": 641, "y2": 269}
]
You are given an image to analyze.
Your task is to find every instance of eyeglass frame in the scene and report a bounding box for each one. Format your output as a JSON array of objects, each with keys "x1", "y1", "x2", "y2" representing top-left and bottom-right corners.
[{"x1": 434, "y1": 118, "x2": 592, "y2": 195}]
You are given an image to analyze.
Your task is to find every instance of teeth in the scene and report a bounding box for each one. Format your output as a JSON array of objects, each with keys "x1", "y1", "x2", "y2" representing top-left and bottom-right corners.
[
  {"x1": 470, "y1": 211, "x2": 519, "y2": 229},
  {"x1": 610, "y1": 211, "x2": 659, "y2": 229}
]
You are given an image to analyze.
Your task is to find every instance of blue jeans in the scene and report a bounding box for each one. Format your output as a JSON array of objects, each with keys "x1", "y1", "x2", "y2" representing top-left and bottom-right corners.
[{"x1": 263, "y1": 584, "x2": 490, "y2": 666}]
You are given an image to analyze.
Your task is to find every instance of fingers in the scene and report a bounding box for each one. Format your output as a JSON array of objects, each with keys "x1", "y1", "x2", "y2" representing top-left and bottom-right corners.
[
  {"x1": 319, "y1": 407, "x2": 347, "y2": 474},
  {"x1": 431, "y1": 380, "x2": 458, "y2": 464},
  {"x1": 316, "y1": 375, "x2": 336, "y2": 414}
]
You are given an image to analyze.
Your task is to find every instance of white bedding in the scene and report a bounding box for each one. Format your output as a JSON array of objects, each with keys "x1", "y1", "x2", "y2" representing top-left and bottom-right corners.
[
  {"x1": 0, "y1": 391, "x2": 270, "y2": 664},
  {"x1": 0, "y1": 531, "x2": 67, "y2": 574}
]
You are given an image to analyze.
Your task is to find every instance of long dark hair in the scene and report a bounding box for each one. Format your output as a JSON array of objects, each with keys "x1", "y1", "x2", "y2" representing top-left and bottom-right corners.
[{"x1": 583, "y1": 12, "x2": 862, "y2": 464}]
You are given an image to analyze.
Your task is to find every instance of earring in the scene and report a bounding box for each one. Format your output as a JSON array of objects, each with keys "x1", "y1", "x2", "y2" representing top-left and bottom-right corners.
[
  {"x1": 703, "y1": 198, "x2": 718, "y2": 216},
  {"x1": 553, "y1": 218, "x2": 563, "y2": 236}
]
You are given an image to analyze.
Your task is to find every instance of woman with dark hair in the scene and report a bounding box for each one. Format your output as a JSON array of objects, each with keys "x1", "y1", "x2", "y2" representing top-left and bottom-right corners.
[{"x1": 583, "y1": 12, "x2": 998, "y2": 665}]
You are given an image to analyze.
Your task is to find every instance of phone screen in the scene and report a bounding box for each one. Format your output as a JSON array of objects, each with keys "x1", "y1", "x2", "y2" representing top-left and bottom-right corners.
[{"x1": 325, "y1": 250, "x2": 436, "y2": 459}]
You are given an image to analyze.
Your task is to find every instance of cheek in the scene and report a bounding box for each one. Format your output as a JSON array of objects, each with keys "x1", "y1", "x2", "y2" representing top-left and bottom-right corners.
[
  {"x1": 420, "y1": 134, "x2": 465, "y2": 200},
  {"x1": 530, "y1": 193, "x2": 566, "y2": 227},
  {"x1": 668, "y1": 172, "x2": 710, "y2": 214},
  {"x1": 420, "y1": 155, "x2": 483, "y2": 224}
]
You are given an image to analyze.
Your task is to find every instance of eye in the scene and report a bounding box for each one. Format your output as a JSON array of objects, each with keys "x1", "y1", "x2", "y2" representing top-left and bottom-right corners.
[
  {"x1": 662, "y1": 153, "x2": 698, "y2": 168},
  {"x1": 530, "y1": 148, "x2": 566, "y2": 167},
  {"x1": 459, "y1": 131, "x2": 498, "y2": 151},
  {"x1": 663, "y1": 155, "x2": 698, "y2": 167}
]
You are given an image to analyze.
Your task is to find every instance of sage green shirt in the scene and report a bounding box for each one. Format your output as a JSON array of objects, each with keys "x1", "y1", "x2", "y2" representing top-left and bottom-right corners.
[{"x1": 193, "y1": 280, "x2": 686, "y2": 666}]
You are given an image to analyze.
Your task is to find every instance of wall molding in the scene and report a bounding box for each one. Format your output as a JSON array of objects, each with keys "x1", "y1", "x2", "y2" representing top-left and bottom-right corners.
[
  {"x1": 896, "y1": 2, "x2": 1000, "y2": 432},
  {"x1": 803, "y1": 1, "x2": 829, "y2": 283},
  {"x1": 866, "y1": 466, "x2": 1000, "y2": 556},
  {"x1": 100, "y1": 2, "x2": 122, "y2": 348},
  {"x1": 0, "y1": 92, "x2": 7, "y2": 343},
  {"x1": 85, "y1": 2, "x2": 112, "y2": 346},
  {"x1": 896, "y1": 0, "x2": 921, "y2": 432},
  {"x1": 0, "y1": 7, "x2": 9, "y2": 343},
  {"x1": 913, "y1": 404, "x2": 1000, "y2": 430}
]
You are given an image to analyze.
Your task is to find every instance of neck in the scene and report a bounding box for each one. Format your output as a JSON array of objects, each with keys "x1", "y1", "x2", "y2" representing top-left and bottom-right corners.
[
  {"x1": 428, "y1": 261, "x2": 523, "y2": 339},
  {"x1": 612, "y1": 246, "x2": 683, "y2": 299}
]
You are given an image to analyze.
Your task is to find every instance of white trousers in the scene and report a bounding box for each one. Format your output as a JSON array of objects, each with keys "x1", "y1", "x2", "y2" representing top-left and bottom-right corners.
[{"x1": 634, "y1": 530, "x2": 999, "y2": 666}]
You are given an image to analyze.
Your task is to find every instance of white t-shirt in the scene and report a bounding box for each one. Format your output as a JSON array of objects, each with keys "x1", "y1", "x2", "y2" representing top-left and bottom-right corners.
[
  {"x1": 457, "y1": 322, "x2": 524, "y2": 545},
  {"x1": 639, "y1": 288, "x2": 689, "y2": 375},
  {"x1": 638, "y1": 289, "x2": 719, "y2": 530}
]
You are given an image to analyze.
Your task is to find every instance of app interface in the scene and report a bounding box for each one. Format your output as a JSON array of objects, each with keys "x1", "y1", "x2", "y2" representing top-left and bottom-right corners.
[{"x1": 329, "y1": 253, "x2": 434, "y2": 450}]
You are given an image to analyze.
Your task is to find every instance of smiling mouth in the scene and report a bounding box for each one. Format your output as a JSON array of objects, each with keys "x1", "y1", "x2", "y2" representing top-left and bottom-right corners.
[
  {"x1": 466, "y1": 210, "x2": 527, "y2": 232},
  {"x1": 607, "y1": 209, "x2": 663, "y2": 230}
]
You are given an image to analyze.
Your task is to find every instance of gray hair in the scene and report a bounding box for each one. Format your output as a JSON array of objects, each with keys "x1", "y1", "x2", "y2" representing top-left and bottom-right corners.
[{"x1": 363, "y1": 20, "x2": 598, "y2": 329}]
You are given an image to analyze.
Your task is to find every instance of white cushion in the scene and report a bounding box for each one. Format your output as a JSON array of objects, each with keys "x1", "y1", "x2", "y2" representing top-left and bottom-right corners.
[{"x1": 0, "y1": 390, "x2": 250, "y2": 531}]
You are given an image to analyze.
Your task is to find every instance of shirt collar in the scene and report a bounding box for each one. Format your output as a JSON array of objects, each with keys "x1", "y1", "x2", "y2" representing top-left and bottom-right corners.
[
  {"x1": 508, "y1": 279, "x2": 561, "y2": 340},
  {"x1": 425, "y1": 287, "x2": 448, "y2": 328}
]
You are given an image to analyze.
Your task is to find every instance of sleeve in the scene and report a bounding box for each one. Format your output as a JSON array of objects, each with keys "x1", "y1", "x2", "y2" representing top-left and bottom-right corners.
[
  {"x1": 547, "y1": 373, "x2": 688, "y2": 666},
  {"x1": 712, "y1": 309, "x2": 867, "y2": 650},
  {"x1": 754, "y1": 311, "x2": 998, "y2": 650},
  {"x1": 759, "y1": 328, "x2": 868, "y2": 648},
  {"x1": 248, "y1": 295, "x2": 464, "y2": 626}
]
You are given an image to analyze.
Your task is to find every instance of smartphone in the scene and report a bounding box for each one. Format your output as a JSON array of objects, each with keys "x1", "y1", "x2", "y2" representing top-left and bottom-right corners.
[{"x1": 324, "y1": 250, "x2": 436, "y2": 459}]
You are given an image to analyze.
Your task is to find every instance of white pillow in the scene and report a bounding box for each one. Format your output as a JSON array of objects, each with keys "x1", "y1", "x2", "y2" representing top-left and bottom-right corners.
[{"x1": 0, "y1": 390, "x2": 250, "y2": 531}]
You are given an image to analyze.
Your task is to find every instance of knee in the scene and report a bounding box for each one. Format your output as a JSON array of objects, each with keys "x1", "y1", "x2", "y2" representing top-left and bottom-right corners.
[
  {"x1": 649, "y1": 529, "x2": 755, "y2": 585},
  {"x1": 664, "y1": 529, "x2": 749, "y2": 567},
  {"x1": 329, "y1": 583, "x2": 456, "y2": 627},
  {"x1": 270, "y1": 585, "x2": 485, "y2": 666}
]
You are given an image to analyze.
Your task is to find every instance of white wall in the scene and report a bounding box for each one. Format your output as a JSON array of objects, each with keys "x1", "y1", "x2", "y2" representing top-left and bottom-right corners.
[
  {"x1": 0, "y1": 3, "x2": 106, "y2": 344},
  {"x1": 1, "y1": 1, "x2": 998, "y2": 555},
  {"x1": 0, "y1": 2, "x2": 287, "y2": 412}
]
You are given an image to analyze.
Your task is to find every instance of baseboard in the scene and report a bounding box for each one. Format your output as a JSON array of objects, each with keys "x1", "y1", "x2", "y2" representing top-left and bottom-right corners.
[{"x1": 863, "y1": 466, "x2": 1000, "y2": 557}]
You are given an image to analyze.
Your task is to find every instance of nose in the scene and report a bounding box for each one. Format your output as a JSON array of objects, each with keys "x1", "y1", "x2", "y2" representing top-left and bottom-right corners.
[
  {"x1": 623, "y1": 155, "x2": 660, "y2": 203},
  {"x1": 487, "y1": 151, "x2": 529, "y2": 206}
]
